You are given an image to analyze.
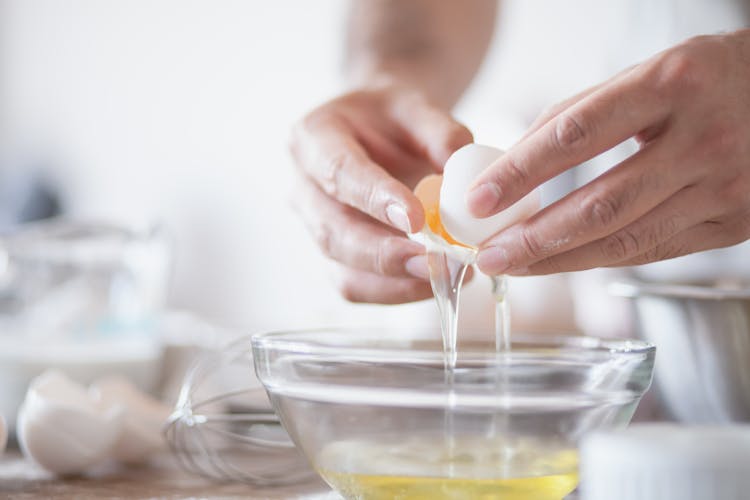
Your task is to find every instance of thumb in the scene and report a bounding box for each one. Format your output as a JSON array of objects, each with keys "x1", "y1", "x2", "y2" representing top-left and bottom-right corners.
[{"x1": 389, "y1": 92, "x2": 473, "y2": 169}]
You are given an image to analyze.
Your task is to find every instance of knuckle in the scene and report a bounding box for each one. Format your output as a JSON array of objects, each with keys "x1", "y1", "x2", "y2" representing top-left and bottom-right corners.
[
  {"x1": 638, "y1": 240, "x2": 688, "y2": 264},
  {"x1": 337, "y1": 274, "x2": 364, "y2": 303},
  {"x1": 494, "y1": 155, "x2": 529, "y2": 191},
  {"x1": 577, "y1": 192, "x2": 622, "y2": 229},
  {"x1": 371, "y1": 177, "x2": 405, "y2": 221},
  {"x1": 518, "y1": 227, "x2": 545, "y2": 261},
  {"x1": 651, "y1": 48, "x2": 705, "y2": 97},
  {"x1": 313, "y1": 223, "x2": 335, "y2": 259},
  {"x1": 554, "y1": 112, "x2": 589, "y2": 153},
  {"x1": 654, "y1": 215, "x2": 681, "y2": 245},
  {"x1": 360, "y1": 179, "x2": 382, "y2": 218},
  {"x1": 375, "y1": 237, "x2": 404, "y2": 276},
  {"x1": 340, "y1": 172, "x2": 392, "y2": 221},
  {"x1": 602, "y1": 229, "x2": 641, "y2": 262},
  {"x1": 444, "y1": 122, "x2": 474, "y2": 152},
  {"x1": 319, "y1": 152, "x2": 349, "y2": 197}
]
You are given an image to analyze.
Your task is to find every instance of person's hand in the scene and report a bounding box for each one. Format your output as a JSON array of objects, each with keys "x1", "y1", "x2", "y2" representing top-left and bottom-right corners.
[
  {"x1": 290, "y1": 82, "x2": 473, "y2": 303},
  {"x1": 467, "y1": 29, "x2": 750, "y2": 276}
]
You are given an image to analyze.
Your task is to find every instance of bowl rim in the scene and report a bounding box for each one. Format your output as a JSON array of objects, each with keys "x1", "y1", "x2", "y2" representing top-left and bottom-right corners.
[
  {"x1": 251, "y1": 328, "x2": 655, "y2": 362},
  {"x1": 610, "y1": 280, "x2": 750, "y2": 300}
]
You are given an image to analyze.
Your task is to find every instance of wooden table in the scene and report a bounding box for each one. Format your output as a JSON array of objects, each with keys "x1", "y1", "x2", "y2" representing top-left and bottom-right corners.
[
  {"x1": 0, "y1": 448, "x2": 336, "y2": 499},
  {"x1": 1, "y1": 448, "x2": 585, "y2": 499}
]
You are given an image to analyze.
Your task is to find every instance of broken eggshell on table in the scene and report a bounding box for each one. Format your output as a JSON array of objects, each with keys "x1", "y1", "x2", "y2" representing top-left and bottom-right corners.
[
  {"x1": 90, "y1": 376, "x2": 171, "y2": 463},
  {"x1": 16, "y1": 370, "x2": 170, "y2": 475},
  {"x1": 17, "y1": 371, "x2": 123, "y2": 475}
]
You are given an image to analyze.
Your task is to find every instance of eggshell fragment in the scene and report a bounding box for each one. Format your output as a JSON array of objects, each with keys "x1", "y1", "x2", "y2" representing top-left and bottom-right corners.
[
  {"x1": 440, "y1": 144, "x2": 540, "y2": 247},
  {"x1": 16, "y1": 371, "x2": 123, "y2": 475},
  {"x1": 91, "y1": 376, "x2": 170, "y2": 463},
  {"x1": 414, "y1": 174, "x2": 466, "y2": 246}
]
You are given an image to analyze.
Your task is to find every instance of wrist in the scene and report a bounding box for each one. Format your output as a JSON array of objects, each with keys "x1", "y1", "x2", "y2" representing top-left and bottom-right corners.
[{"x1": 345, "y1": 61, "x2": 456, "y2": 110}]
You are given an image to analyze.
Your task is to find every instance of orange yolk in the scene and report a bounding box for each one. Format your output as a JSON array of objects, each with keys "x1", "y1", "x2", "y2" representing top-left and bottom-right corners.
[{"x1": 414, "y1": 175, "x2": 471, "y2": 248}]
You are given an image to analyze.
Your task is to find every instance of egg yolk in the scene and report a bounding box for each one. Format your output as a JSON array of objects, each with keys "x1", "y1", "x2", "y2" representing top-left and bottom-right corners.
[{"x1": 414, "y1": 175, "x2": 471, "y2": 248}]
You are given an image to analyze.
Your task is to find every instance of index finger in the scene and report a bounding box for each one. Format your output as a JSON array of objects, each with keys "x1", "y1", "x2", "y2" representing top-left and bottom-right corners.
[
  {"x1": 290, "y1": 115, "x2": 425, "y2": 234},
  {"x1": 466, "y1": 71, "x2": 672, "y2": 218}
]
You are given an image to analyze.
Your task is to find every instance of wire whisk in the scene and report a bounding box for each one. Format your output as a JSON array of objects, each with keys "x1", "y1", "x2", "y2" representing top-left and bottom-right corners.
[{"x1": 164, "y1": 336, "x2": 314, "y2": 485}]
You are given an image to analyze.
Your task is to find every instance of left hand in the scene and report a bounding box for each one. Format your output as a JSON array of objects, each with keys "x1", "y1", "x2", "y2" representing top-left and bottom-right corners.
[{"x1": 468, "y1": 29, "x2": 750, "y2": 276}]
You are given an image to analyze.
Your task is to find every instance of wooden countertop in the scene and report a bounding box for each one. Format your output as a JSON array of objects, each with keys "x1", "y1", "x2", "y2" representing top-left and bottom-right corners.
[
  {"x1": 0, "y1": 447, "x2": 336, "y2": 499},
  {"x1": 0, "y1": 447, "x2": 585, "y2": 499}
]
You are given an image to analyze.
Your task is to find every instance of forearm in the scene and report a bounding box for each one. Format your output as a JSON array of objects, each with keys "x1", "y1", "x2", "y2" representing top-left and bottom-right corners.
[{"x1": 345, "y1": 0, "x2": 498, "y2": 109}]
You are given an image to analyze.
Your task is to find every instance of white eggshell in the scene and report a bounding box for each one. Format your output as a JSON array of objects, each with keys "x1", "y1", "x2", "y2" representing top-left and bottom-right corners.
[
  {"x1": 0, "y1": 414, "x2": 6, "y2": 456},
  {"x1": 91, "y1": 376, "x2": 170, "y2": 463},
  {"x1": 16, "y1": 370, "x2": 122, "y2": 475},
  {"x1": 440, "y1": 144, "x2": 540, "y2": 247}
]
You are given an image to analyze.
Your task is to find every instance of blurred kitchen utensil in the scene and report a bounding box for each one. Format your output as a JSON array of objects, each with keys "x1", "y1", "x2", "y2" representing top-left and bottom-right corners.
[
  {"x1": 0, "y1": 158, "x2": 61, "y2": 233},
  {"x1": 164, "y1": 336, "x2": 314, "y2": 485},
  {"x1": 581, "y1": 424, "x2": 750, "y2": 500},
  {"x1": 0, "y1": 219, "x2": 170, "y2": 429},
  {"x1": 0, "y1": 414, "x2": 6, "y2": 456},
  {"x1": 611, "y1": 280, "x2": 750, "y2": 422},
  {"x1": 0, "y1": 219, "x2": 169, "y2": 326}
]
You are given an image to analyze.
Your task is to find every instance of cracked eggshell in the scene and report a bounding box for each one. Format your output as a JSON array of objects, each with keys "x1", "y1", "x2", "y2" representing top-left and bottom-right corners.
[
  {"x1": 17, "y1": 371, "x2": 123, "y2": 475},
  {"x1": 91, "y1": 376, "x2": 170, "y2": 463},
  {"x1": 0, "y1": 414, "x2": 6, "y2": 456},
  {"x1": 440, "y1": 144, "x2": 540, "y2": 247}
]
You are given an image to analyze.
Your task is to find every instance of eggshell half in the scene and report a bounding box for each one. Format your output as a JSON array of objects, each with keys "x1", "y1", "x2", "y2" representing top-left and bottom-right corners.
[
  {"x1": 16, "y1": 370, "x2": 122, "y2": 475},
  {"x1": 440, "y1": 144, "x2": 540, "y2": 247},
  {"x1": 91, "y1": 376, "x2": 170, "y2": 463}
]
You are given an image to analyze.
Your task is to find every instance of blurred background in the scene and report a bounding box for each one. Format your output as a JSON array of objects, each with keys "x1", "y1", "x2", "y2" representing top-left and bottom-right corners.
[
  {"x1": 5, "y1": 0, "x2": 731, "y2": 333},
  {"x1": 0, "y1": 0, "x2": 621, "y2": 336},
  {"x1": 2, "y1": 0, "x2": 749, "y2": 427},
  {"x1": 0, "y1": 0, "x2": 575, "y2": 340},
  {"x1": 4, "y1": 6, "x2": 750, "y2": 493},
  {"x1": 0, "y1": 0, "x2": 360, "y2": 330}
]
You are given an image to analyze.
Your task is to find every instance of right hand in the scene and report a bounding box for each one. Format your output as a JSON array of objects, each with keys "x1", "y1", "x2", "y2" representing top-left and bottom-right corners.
[{"x1": 289, "y1": 82, "x2": 473, "y2": 303}]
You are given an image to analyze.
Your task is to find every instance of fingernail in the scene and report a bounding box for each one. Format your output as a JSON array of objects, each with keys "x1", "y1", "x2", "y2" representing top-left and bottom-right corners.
[
  {"x1": 405, "y1": 255, "x2": 430, "y2": 280},
  {"x1": 477, "y1": 246, "x2": 511, "y2": 274},
  {"x1": 467, "y1": 183, "x2": 502, "y2": 217},
  {"x1": 386, "y1": 204, "x2": 412, "y2": 233}
]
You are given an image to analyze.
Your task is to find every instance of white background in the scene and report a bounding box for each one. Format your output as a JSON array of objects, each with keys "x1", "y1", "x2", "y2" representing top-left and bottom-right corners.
[
  {"x1": 3, "y1": 0, "x2": 747, "y2": 337},
  {"x1": 0, "y1": 0, "x2": 408, "y2": 331}
]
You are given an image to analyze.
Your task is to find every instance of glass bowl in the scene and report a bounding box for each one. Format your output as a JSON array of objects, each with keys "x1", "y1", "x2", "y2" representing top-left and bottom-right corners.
[{"x1": 252, "y1": 329, "x2": 655, "y2": 500}]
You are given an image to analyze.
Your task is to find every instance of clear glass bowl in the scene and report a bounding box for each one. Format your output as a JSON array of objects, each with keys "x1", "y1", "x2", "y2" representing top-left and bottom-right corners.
[{"x1": 252, "y1": 329, "x2": 655, "y2": 500}]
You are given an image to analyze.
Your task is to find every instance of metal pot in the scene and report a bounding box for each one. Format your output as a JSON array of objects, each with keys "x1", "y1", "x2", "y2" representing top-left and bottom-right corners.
[{"x1": 610, "y1": 280, "x2": 750, "y2": 423}]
